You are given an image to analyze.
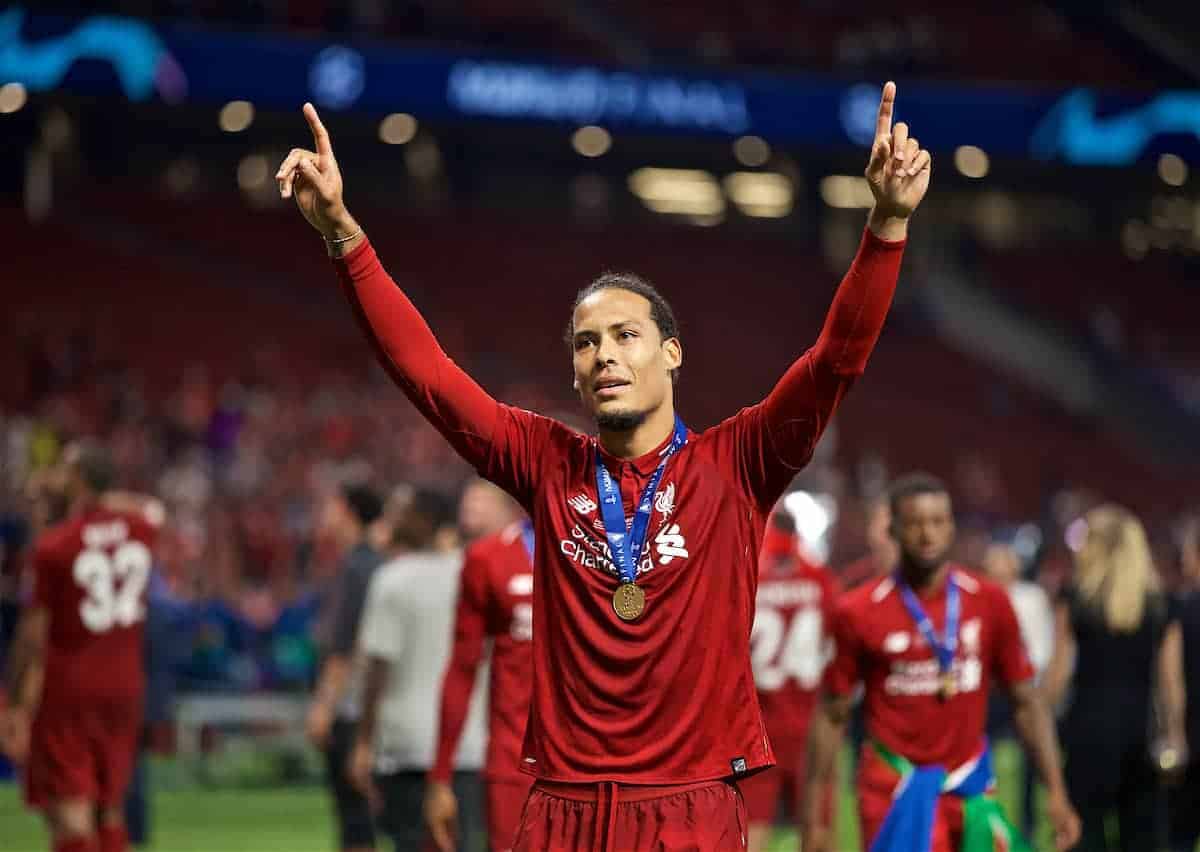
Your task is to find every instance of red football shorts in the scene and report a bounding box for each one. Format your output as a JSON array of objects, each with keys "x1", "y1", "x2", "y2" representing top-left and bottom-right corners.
[
  {"x1": 25, "y1": 696, "x2": 142, "y2": 810},
  {"x1": 739, "y1": 736, "x2": 832, "y2": 826},
  {"x1": 856, "y1": 743, "x2": 964, "y2": 852},
  {"x1": 487, "y1": 775, "x2": 535, "y2": 852},
  {"x1": 512, "y1": 778, "x2": 747, "y2": 851}
]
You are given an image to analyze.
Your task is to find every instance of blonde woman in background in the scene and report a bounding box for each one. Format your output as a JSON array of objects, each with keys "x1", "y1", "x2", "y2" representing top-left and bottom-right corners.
[{"x1": 1044, "y1": 505, "x2": 1187, "y2": 852}]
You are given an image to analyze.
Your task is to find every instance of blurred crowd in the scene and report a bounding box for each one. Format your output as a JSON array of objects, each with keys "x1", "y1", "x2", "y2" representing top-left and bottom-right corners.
[{"x1": 1, "y1": 315, "x2": 1196, "y2": 699}]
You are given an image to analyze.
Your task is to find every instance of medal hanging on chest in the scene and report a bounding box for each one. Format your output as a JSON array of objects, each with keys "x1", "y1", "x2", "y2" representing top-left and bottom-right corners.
[
  {"x1": 595, "y1": 417, "x2": 687, "y2": 621},
  {"x1": 897, "y1": 572, "x2": 960, "y2": 703}
]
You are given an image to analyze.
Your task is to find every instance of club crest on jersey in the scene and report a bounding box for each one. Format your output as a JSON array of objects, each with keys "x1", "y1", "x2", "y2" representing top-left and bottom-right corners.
[
  {"x1": 568, "y1": 493, "x2": 598, "y2": 515},
  {"x1": 655, "y1": 523, "x2": 689, "y2": 564},
  {"x1": 883, "y1": 631, "x2": 911, "y2": 654},
  {"x1": 654, "y1": 482, "x2": 676, "y2": 517}
]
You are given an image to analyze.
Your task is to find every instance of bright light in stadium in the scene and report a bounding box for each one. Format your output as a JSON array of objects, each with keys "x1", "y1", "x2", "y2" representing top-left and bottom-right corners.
[
  {"x1": 219, "y1": 100, "x2": 255, "y2": 133},
  {"x1": 818, "y1": 175, "x2": 874, "y2": 209},
  {"x1": 572, "y1": 126, "x2": 612, "y2": 158},
  {"x1": 405, "y1": 137, "x2": 442, "y2": 180},
  {"x1": 0, "y1": 82, "x2": 27, "y2": 114},
  {"x1": 628, "y1": 168, "x2": 725, "y2": 216},
  {"x1": 723, "y1": 172, "x2": 792, "y2": 218},
  {"x1": 379, "y1": 113, "x2": 418, "y2": 145},
  {"x1": 733, "y1": 135, "x2": 771, "y2": 167},
  {"x1": 954, "y1": 145, "x2": 989, "y2": 179},
  {"x1": 1158, "y1": 153, "x2": 1187, "y2": 187},
  {"x1": 237, "y1": 154, "x2": 270, "y2": 190}
]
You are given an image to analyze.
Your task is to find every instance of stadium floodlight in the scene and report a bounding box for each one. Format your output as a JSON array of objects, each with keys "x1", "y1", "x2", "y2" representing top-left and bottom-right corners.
[
  {"x1": 571, "y1": 125, "x2": 611, "y2": 158},
  {"x1": 1157, "y1": 153, "x2": 1187, "y2": 187},
  {"x1": 954, "y1": 145, "x2": 989, "y2": 179},
  {"x1": 628, "y1": 168, "x2": 724, "y2": 216},
  {"x1": 219, "y1": 100, "x2": 254, "y2": 133},
  {"x1": 723, "y1": 171, "x2": 792, "y2": 218},
  {"x1": 818, "y1": 175, "x2": 873, "y2": 209},
  {"x1": 237, "y1": 154, "x2": 269, "y2": 190},
  {"x1": 732, "y1": 135, "x2": 770, "y2": 167},
  {"x1": 379, "y1": 113, "x2": 417, "y2": 145},
  {"x1": 0, "y1": 81, "x2": 27, "y2": 113}
]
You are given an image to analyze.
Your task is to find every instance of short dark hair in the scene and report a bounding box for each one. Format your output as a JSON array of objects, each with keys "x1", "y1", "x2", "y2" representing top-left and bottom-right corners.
[
  {"x1": 887, "y1": 472, "x2": 950, "y2": 518},
  {"x1": 340, "y1": 483, "x2": 383, "y2": 527},
  {"x1": 73, "y1": 442, "x2": 116, "y2": 494},
  {"x1": 391, "y1": 488, "x2": 451, "y2": 550},
  {"x1": 565, "y1": 271, "x2": 681, "y2": 384}
]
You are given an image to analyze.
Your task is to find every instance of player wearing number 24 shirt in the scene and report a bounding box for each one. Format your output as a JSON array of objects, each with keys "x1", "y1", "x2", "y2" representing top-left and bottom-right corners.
[
  {"x1": 278, "y1": 81, "x2": 923, "y2": 849},
  {"x1": 1, "y1": 444, "x2": 161, "y2": 852},
  {"x1": 742, "y1": 510, "x2": 838, "y2": 852}
]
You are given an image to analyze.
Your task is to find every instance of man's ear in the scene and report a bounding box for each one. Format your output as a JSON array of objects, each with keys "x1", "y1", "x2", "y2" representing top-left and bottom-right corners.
[{"x1": 663, "y1": 337, "x2": 682, "y2": 371}]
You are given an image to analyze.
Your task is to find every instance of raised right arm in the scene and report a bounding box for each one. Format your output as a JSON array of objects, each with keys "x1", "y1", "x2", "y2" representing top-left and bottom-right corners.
[{"x1": 277, "y1": 103, "x2": 505, "y2": 473}]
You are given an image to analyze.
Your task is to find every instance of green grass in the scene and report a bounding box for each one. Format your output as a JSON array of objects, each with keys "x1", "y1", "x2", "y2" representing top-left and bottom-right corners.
[{"x1": 0, "y1": 742, "x2": 1049, "y2": 851}]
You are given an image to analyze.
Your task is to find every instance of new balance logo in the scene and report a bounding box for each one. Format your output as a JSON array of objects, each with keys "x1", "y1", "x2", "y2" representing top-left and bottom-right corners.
[
  {"x1": 655, "y1": 524, "x2": 689, "y2": 563},
  {"x1": 568, "y1": 493, "x2": 597, "y2": 514},
  {"x1": 654, "y1": 482, "x2": 676, "y2": 517}
]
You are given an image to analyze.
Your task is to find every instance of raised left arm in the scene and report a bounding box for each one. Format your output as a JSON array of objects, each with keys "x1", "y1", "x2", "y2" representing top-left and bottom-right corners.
[{"x1": 736, "y1": 84, "x2": 926, "y2": 506}]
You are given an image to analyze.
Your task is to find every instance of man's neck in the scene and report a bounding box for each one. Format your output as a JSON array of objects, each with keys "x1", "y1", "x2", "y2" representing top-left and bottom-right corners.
[
  {"x1": 598, "y1": 403, "x2": 677, "y2": 460},
  {"x1": 899, "y1": 559, "x2": 949, "y2": 595}
]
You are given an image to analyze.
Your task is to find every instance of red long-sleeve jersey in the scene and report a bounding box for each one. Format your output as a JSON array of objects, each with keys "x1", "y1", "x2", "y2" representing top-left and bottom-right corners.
[
  {"x1": 431, "y1": 524, "x2": 534, "y2": 783},
  {"x1": 333, "y1": 226, "x2": 904, "y2": 783}
]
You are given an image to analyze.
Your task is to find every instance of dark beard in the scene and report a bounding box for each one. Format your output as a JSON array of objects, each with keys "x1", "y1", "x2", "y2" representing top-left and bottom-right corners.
[{"x1": 596, "y1": 408, "x2": 648, "y2": 432}]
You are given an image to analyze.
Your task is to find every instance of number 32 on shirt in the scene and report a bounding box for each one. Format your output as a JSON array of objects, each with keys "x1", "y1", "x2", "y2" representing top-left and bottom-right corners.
[{"x1": 73, "y1": 541, "x2": 152, "y2": 633}]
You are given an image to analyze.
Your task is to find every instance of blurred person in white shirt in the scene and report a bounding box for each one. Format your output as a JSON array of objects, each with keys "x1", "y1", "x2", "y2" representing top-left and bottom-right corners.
[{"x1": 984, "y1": 541, "x2": 1054, "y2": 678}]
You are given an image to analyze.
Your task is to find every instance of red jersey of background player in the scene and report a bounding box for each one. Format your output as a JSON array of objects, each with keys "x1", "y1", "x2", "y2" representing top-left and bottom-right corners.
[
  {"x1": 333, "y1": 227, "x2": 903, "y2": 784},
  {"x1": 824, "y1": 567, "x2": 1032, "y2": 769},
  {"x1": 33, "y1": 506, "x2": 158, "y2": 705},
  {"x1": 751, "y1": 524, "x2": 837, "y2": 743},
  {"x1": 431, "y1": 522, "x2": 535, "y2": 783}
]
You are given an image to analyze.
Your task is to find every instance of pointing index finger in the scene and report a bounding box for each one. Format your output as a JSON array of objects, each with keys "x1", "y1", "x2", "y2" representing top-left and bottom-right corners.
[
  {"x1": 303, "y1": 102, "x2": 334, "y2": 157},
  {"x1": 875, "y1": 81, "x2": 896, "y2": 142}
]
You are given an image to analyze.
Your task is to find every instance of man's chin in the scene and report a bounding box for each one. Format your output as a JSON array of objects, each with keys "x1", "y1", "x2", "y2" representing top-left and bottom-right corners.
[{"x1": 595, "y1": 407, "x2": 648, "y2": 432}]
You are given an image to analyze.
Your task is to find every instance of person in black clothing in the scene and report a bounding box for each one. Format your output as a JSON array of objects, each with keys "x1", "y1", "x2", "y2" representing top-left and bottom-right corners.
[
  {"x1": 1045, "y1": 505, "x2": 1187, "y2": 852},
  {"x1": 1169, "y1": 515, "x2": 1200, "y2": 852},
  {"x1": 308, "y1": 484, "x2": 385, "y2": 852}
]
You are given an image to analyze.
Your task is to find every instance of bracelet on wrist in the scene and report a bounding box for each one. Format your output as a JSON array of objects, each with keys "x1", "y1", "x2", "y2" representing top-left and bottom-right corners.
[{"x1": 325, "y1": 228, "x2": 363, "y2": 245}]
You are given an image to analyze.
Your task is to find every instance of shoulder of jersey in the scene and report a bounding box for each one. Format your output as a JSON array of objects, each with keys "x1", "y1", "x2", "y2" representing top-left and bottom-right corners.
[
  {"x1": 843, "y1": 574, "x2": 895, "y2": 609},
  {"x1": 949, "y1": 566, "x2": 988, "y2": 597}
]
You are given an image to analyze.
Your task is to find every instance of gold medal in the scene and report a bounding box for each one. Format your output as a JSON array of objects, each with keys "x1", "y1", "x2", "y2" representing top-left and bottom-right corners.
[
  {"x1": 938, "y1": 671, "x2": 957, "y2": 702},
  {"x1": 612, "y1": 582, "x2": 646, "y2": 621}
]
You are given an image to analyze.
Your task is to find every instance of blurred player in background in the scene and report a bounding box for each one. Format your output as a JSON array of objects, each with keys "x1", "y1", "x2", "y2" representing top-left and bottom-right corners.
[
  {"x1": 742, "y1": 504, "x2": 837, "y2": 852},
  {"x1": 802, "y1": 473, "x2": 1080, "y2": 852},
  {"x1": 308, "y1": 484, "x2": 386, "y2": 852},
  {"x1": 279, "y1": 81, "x2": 924, "y2": 849},
  {"x1": 1, "y1": 443, "x2": 162, "y2": 852},
  {"x1": 458, "y1": 478, "x2": 523, "y2": 543},
  {"x1": 426, "y1": 506, "x2": 534, "y2": 852},
  {"x1": 841, "y1": 496, "x2": 898, "y2": 590},
  {"x1": 351, "y1": 490, "x2": 488, "y2": 850}
]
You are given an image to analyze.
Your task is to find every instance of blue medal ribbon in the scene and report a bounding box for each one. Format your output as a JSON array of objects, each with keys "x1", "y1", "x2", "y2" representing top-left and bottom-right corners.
[
  {"x1": 897, "y1": 571, "x2": 959, "y2": 681},
  {"x1": 519, "y1": 519, "x2": 535, "y2": 563},
  {"x1": 594, "y1": 416, "x2": 688, "y2": 586}
]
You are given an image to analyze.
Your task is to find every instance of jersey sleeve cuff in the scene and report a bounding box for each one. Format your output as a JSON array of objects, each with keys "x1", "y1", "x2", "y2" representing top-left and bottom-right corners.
[
  {"x1": 330, "y1": 236, "x2": 379, "y2": 278},
  {"x1": 862, "y1": 225, "x2": 907, "y2": 251}
]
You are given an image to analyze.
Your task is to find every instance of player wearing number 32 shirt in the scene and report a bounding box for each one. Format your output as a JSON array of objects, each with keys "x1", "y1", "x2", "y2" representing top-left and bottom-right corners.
[
  {"x1": 278, "y1": 81, "x2": 924, "y2": 849},
  {"x1": 2, "y1": 445, "x2": 160, "y2": 852}
]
